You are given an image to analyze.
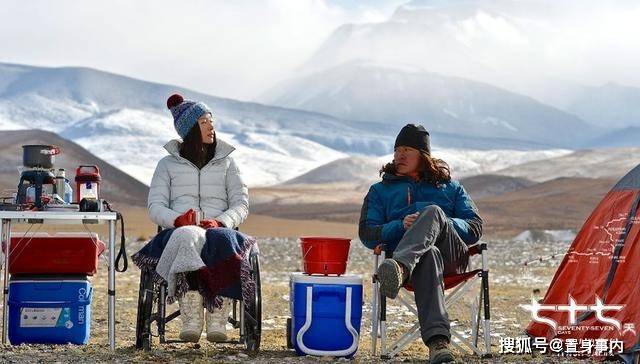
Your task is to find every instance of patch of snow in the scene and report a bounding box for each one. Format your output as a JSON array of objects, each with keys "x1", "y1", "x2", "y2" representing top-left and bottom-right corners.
[
  {"x1": 513, "y1": 229, "x2": 576, "y2": 242},
  {"x1": 481, "y1": 116, "x2": 518, "y2": 132},
  {"x1": 0, "y1": 114, "x2": 26, "y2": 130}
]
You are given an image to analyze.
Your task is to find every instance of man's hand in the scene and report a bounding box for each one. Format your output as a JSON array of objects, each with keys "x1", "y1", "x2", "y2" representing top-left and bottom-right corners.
[{"x1": 403, "y1": 212, "x2": 419, "y2": 230}]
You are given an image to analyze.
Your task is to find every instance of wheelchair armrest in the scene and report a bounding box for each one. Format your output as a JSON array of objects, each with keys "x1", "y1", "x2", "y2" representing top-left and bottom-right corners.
[{"x1": 373, "y1": 241, "x2": 487, "y2": 260}]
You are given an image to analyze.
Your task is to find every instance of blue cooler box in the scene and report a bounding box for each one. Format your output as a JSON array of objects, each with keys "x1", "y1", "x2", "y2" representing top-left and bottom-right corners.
[
  {"x1": 290, "y1": 273, "x2": 363, "y2": 357},
  {"x1": 8, "y1": 276, "x2": 93, "y2": 345}
]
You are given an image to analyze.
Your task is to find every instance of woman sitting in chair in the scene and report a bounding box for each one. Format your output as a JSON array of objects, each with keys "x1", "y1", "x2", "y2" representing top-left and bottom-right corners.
[
  {"x1": 359, "y1": 124, "x2": 482, "y2": 364},
  {"x1": 133, "y1": 93, "x2": 250, "y2": 344}
]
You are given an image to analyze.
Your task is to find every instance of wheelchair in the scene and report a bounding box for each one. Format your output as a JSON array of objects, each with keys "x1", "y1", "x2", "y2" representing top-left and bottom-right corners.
[{"x1": 134, "y1": 227, "x2": 262, "y2": 352}]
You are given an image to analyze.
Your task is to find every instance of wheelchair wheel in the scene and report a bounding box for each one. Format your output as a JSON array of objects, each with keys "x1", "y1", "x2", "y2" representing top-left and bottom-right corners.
[
  {"x1": 244, "y1": 252, "x2": 262, "y2": 352},
  {"x1": 135, "y1": 268, "x2": 155, "y2": 351}
]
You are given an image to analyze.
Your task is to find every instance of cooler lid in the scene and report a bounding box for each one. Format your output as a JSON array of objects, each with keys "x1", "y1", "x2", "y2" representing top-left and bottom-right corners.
[
  {"x1": 290, "y1": 272, "x2": 362, "y2": 285},
  {"x1": 10, "y1": 274, "x2": 89, "y2": 282}
]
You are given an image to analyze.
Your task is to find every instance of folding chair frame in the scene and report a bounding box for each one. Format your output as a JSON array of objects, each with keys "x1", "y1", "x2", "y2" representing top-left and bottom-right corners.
[{"x1": 370, "y1": 242, "x2": 491, "y2": 359}]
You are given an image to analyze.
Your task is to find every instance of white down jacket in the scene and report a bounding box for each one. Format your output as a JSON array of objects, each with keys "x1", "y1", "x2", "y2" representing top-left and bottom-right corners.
[{"x1": 148, "y1": 138, "x2": 249, "y2": 229}]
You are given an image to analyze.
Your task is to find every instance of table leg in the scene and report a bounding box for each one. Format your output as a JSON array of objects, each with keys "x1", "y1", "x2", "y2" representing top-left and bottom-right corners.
[
  {"x1": 108, "y1": 220, "x2": 116, "y2": 351},
  {"x1": 2, "y1": 219, "x2": 11, "y2": 345}
]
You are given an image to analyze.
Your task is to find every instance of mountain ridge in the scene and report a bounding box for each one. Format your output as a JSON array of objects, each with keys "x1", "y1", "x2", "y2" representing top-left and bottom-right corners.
[
  {"x1": 0, "y1": 129, "x2": 148, "y2": 206},
  {"x1": 0, "y1": 61, "x2": 577, "y2": 186},
  {"x1": 260, "y1": 60, "x2": 600, "y2": 148}
]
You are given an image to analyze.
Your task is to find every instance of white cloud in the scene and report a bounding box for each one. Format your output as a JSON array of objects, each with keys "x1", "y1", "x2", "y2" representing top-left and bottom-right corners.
[
  {"x1": 2, "y1": 0, "x2": 640, "y2": 102},
  {"x1": 541, "y1": 2, "x2": 640, "y2": 87},
  {"x1": 0, "y1": 0, "x2": 364, "y2": 100}
]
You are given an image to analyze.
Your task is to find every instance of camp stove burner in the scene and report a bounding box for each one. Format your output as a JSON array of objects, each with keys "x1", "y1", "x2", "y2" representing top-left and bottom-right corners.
[{"x1": 16, "y1": 169, "x2": 56, "y2": 209}]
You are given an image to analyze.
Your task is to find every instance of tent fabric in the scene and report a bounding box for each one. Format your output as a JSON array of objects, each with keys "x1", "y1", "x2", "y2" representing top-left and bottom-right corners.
[{"x1": 526, "y1": 164, "x2": 640, "y2": 354}]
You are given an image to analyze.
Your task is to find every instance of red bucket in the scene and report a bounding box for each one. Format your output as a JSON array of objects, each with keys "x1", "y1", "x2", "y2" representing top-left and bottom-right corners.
[{"x1": 300, "y1": 236, "x2": 351, "y2": 275}]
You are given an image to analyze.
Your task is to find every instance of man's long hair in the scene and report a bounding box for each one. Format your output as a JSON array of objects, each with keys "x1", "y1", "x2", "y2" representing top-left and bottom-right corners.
[
  {"x1": 179, "y1": 124, "x2": 217, "y2": 169},
  {"x1": 380, "y1": 152, "x2": 451, "y2": 187}
]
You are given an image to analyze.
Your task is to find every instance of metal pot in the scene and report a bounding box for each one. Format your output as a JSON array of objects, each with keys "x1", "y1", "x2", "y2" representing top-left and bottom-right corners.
[{"x1": 22, "y1": 145, "x2": 60, "y2": 168}]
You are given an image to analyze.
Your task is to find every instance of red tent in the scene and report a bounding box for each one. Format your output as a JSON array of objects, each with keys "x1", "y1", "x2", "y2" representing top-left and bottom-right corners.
[{"x1": 526, "y1": 164, "x2": 640, "y2": 359}]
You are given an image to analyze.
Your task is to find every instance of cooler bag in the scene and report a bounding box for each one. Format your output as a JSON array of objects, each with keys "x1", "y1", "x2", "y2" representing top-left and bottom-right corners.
[
  {"x1": 8, "y1": 275, "x2": 93, "y2": 345},
  {"x1": 7, "y1": 232, "x2": 105, "y2": 275}
]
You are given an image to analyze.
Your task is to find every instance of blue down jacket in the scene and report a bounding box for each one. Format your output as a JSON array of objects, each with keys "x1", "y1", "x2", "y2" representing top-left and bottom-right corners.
[{"x1": 359, "y1": 173, "x2": 483, "y2": 250}]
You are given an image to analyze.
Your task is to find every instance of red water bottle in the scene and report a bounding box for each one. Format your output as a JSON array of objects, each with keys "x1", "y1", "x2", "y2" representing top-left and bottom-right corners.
[{"x1": 75, "y1": 165, "x2": 101, "y2": 203}]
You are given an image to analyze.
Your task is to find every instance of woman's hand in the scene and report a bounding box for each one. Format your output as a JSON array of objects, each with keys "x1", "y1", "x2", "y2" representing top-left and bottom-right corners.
[
  {"x1": 403, "y1": 212, "x2": 419, "y2": 230},
  {"x1": 174, "y1": 209, "x2": 196, "y2": 227},
  {"x1": 199, "y1": 219, "x2": 224, "y2": 229}
]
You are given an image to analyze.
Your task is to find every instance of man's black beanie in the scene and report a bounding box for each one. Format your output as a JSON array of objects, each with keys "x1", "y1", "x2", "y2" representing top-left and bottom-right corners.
[{"x1": 394, "y1": 123, "x2": 431, "y2": 155}]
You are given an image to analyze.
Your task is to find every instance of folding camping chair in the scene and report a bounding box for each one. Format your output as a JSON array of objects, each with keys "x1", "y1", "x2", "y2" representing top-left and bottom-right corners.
[{"x1": 370, "y1": 242, "x2": 491, "y2": 359}]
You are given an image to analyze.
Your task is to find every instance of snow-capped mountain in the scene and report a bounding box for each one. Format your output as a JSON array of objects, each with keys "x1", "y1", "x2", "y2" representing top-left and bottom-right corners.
[
  {"x1": 270, "y1": 0, "x2": 577, "y2": 97},
  {"x1": 565, "y1": 82, "x2": 640, "y2": 129},
  {"x1": 495, "y1": 147, "x2": 640, "y2": 182},
  {"x1": 1, "y1": 62, "x2": 582, "y2": 187},
  {"x1": 587, "y1": 127, "x2": 640, "y2": 149},
  {"x1": 258, "y1": 1, "x2": 640, "y2": 148},
  {"x1": 55, "y1": 108, "x2": 348, "y2": 184},
  {"x1": 0, "y1": 62, "x2": 386, "y2": 186},
  {"x1": 1, "y1": 61, "x2": 595, "y2": 188},
  {"x1": 293, "y1": 0, "x2": 529, "y2": 83},
  {"x1": 283, "y1": 147, "x2": 571, "y2": 186},
  {"x1": 260, "y1": 60, "x2": 598, "y2": 148},
  {"x1": 428, "y1": 147, "x2": 573, "y2": 178}
]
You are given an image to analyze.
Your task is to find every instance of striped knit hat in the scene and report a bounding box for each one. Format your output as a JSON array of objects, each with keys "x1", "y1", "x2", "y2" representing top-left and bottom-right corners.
[{"x1": 166, "y1": 93, "x2": 212, "y2": 139}]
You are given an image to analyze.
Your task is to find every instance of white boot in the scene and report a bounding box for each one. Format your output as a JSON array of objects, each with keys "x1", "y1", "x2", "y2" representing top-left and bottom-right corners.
[
  {"x1": 206, "y1": 298, "x2": 231, "y2": 342},
  {"x1": 178, "y1": 291, "x2": 204, "y2": 342}
]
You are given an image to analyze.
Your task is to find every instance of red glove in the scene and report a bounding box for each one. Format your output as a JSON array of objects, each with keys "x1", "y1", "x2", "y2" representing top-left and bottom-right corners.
[
  {"x1": 199, "y1": 219, "x2": 224, "y2": 229},
  {"x1": 174, "y1": 209, "x2": 196, "y2": 227}
]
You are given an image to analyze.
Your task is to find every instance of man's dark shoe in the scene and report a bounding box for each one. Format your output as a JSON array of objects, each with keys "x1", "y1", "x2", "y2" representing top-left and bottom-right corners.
[
  {"x1": 428, "y1": 336, "x2": 454, "y2": 364},
  {"x1": 376, "y1": 259, "x2": 404, "y2": 299}
]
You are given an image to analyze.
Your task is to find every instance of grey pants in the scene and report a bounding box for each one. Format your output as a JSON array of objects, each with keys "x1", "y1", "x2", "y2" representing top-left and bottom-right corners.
[{"x1": 391, "y1": 205, "x2": 469, "y2": 345}]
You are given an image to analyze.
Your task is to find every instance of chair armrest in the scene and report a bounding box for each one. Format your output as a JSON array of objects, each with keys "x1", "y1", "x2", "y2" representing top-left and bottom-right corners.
[{"x1": 468, "y1": 241, "x2": 488, "y2": 256}]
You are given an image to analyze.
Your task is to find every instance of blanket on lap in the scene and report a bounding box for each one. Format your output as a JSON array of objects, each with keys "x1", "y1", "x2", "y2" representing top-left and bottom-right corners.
[{"x1": 132, "y1": 226, "x2": 256, "y2": 310}]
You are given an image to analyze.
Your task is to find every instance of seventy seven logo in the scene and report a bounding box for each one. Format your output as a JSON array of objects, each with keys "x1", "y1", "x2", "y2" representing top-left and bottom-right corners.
[
  {"x1": 497, "y1": 295, "x2": 635, "y2": 356},
  {"x1": 520, "y1": 295, "x2": 635, "y2": 336}
]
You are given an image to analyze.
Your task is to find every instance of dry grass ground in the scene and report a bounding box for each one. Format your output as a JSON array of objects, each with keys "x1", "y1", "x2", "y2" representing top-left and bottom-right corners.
[
  {"x1": 476, "y1": 178, "x2": 617, "y2": 237},
  {"x1": 0, "y1": 232, "x2": 614, "y2": 363}
]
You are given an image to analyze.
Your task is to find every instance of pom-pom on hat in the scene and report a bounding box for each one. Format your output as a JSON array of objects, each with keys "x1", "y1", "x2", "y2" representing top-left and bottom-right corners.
[{"x1": 166, "y1": 93, "x2": 212, "y2": 139}]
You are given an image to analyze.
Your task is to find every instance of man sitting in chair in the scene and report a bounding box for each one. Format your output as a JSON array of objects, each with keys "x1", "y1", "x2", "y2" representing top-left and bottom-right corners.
[{"x1": 359, "y1": 124, "x2": 483, "y2": 364}]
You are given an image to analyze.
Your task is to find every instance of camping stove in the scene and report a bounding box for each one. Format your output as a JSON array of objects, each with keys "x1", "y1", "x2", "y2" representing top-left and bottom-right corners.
[{"x1": 16, "y1": 167, "x2": 56, "y2": 209}]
